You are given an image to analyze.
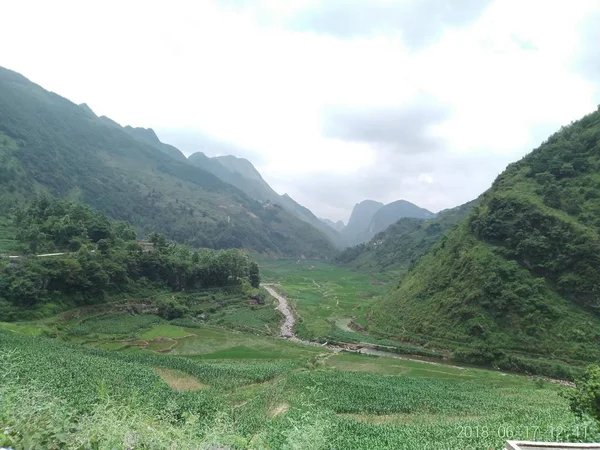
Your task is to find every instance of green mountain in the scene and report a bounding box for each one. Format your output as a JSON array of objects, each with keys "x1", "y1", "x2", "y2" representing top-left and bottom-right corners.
[
  {"x1": 341, "y1": 199, "x2": 434, "y2": 247},
  {"x1": 0, "y1": 66, "x2": 335, "y2": 257},
  {"x1": 367, "y1": 200, "x2": 434, "y2": 239},
  {"x1": 372, "y1": 108, "x2": 600, "y2": 366},
  {"x1": 336, "y1": 200, "x2": 476, "y2": 273},
  {"x1": 341, "y1": 200, "x2": 384, "y2": 246},
  {"x1": 188, "y1": 152, "x2": 343, "y2": 247},
  {"x1": 123, "y1": 125, "x2": 187, "y2": 162}
]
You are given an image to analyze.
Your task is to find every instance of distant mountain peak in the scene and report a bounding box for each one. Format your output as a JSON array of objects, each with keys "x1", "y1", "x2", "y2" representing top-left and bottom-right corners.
[
  {"x1": 123, "y1": 126, "x2": 186, "y2": 162},
  {"x1": 214, "y1": 155, "x2": 265, "y2": 183},
  {"x1": 78, "y1": 103, "x2": 96, "y2": 117},
  {"x1": 124, "y1": 126, "x2": 161, "y2": 145}
]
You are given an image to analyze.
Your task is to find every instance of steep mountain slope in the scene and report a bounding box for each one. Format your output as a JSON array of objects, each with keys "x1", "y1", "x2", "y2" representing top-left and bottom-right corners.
[
  {"x1": 341, "y1": 199, "x2": 434, "y2": 246},
  {"x1": 341, "y1": 200, "x2": 384, "y2": 246},
  {"x1": 372, "y1": 108, "x2": 600, "y2": 364},
  {"x1": 188, "y1": 152, "x2": 342, "y2": 247},
  {"x1": 0, "y1": 66, "x2": 335, "y2": 257},
  {"x1": 365, "y1": 200, "x2": 434, "y2": 240},
  {"x1": 123, "y1": 125, "x2": 187, "y2": 162},
  {"x1": 321, "y1": 218, "x2": 345, "y2": 232},
  {"x1": 337, "y1": 200, "x2": 476, "y2": 273}
]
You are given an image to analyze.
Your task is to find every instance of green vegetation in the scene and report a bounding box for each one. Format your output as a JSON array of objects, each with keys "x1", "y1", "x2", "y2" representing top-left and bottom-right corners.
[
  {"x1": 566, "y1": 365, "x2": 600, "y2": 425},
  {"x1": 189, "y1": 153, "x2": 343, "y2": 248},
  {"x1": 2, "y1": 324, "x2": 599, "y2": 449},
  {"x1": 340, "y1": 199, "x2": 435, "y2": 247},
  {"x1": 0, "y1": 66, "x2": 335, "y2": 257},
  {"x1": 0, "y1": 197, "x2": 262, "y2": 320},
  {"x1": 337, "y1": 199, "x2": 477, "y2": 274},
  {"x1": 372, "y1": 107, "x2": 600, "y2": 376},
  {"x1": 261, "y1": 259, "x2": 391, "y2": 341},
  {"x1": 0, "y1": 215, "x2": 18, "y2": 254}
]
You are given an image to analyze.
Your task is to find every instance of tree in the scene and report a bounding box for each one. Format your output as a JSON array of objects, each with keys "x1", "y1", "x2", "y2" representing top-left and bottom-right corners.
[
  {"x1": 249, "y1": 261, "x2": 260, "y2": 288},
  {"x1": 148, "y1": 232, "x2": 167, "y2": 250},
  {"x1": 566, "y1": 365, "x2": 600, "y2": 423}
]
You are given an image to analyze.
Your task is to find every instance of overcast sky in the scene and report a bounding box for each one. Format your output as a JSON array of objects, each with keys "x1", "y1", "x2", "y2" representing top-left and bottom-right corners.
[{"x1": 2, "y1": 0, "x2": 599, "y2": 222}]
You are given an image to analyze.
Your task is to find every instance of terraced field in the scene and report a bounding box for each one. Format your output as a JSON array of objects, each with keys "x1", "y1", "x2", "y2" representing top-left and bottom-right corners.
[{"x1": 1, "y1": 261, "x2": 598, "y2": 449}]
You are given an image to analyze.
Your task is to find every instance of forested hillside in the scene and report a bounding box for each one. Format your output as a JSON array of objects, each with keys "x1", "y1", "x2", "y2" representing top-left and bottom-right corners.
[
  {"x1": 188, "y1": 152, "x2": 343, "y2": 247},
  {"x1": 0, "y1": 66, "x2": 335, "y2": 257},
  {"x1": 372, "y1": 108, "x2": 600, "y2": 367},
  {"x1": 0, "y1": 197, "x2": 260, "y2": 320},
  {"x1": 336, "y1": 200, "x2": 476, "y2": 273}
]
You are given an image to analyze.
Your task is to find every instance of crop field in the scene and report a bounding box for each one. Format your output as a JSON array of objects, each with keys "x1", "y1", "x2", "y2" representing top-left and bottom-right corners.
[
  {"x1": 260, "y1": 259, "x2": 391, "y2": 340},
  {"x1": 2, "y1": 264, "x2": 598, "y2": 448},
  {"x1": 1, "y1": 325, "x2": 597, "y2": 449}
]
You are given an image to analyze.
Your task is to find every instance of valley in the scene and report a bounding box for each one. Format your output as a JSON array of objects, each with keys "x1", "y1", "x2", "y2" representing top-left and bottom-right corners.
[
  {"x1": 1, "y1": 260, "x2": 595, "y2": 449},
  {"x1": 1, "y1": 61, "x2": 600, "y2": 449}
]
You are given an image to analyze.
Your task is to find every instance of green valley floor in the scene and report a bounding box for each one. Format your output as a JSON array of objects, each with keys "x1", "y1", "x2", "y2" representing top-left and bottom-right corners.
[{"x1": 1, "y1": 260, "x2": 598, "y2": 449}]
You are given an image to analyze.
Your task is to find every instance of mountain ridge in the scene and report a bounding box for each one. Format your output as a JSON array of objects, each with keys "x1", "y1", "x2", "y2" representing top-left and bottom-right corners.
[
  {"x1": 341, "y1": 199, "x2": 434, "y2": 247},
  {"x1": 0, "y1": 65, "x2": 335, "y2": 258},
  {"x1": 187, "y1": 152, "x2": 343, "y2": 247},
  {"x1": 371, "y1": 107, "x2": 600, "y2": 365},
  {"x1": 337, "y1": 199, "x2": 476, "y2": 273}
]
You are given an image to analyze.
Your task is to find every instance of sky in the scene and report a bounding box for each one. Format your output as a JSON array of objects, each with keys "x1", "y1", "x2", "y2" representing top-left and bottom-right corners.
[{"x1": 2, "y1": 0, "x2": 599, "y2": 223}]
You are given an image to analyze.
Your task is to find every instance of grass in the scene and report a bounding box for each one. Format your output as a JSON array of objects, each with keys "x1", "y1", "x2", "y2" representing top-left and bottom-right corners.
[
  {"x1": 141, "y1": 324, "x2": 190, "y2": 339},
  {"x1": 260, "y1": 259, "x2": 391, "y2": 340},
  {"x1": 154, "y1": 368, "x2": 207, "y2": 391},
  {"x1": 3, "y1": 327, "x2": 597, "y2": 449},
  {"x1": 2, "y1": 265, "x2": 599, "y2": 448},
  {"x1": 172, "y1": 326, "x2": 324, "y2": 360}
]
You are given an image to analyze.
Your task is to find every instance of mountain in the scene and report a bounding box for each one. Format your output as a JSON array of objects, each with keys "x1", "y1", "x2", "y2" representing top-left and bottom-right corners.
[
  {"x1": 371, "y1": 108, "x2": 600, "y2": 366},
  {"x1": 336, "y1": 200, "x2": 476, "y2": 273},
  {"x1": 0, "y1": 66, "x2": 335, "y2": 257},
  {"x1": 341, "y1": 200, "x2": 384, "y2": 246},
  {"x1": 123, "y1": 126, "x2": 187, "y2": 162},
  {"x1": 188, "y1": 152, "x2": 343, "y2": 247},
  {"x1": 340, "y1": 199, "x2": 434, "y2": 247},
  {"x1": 320, "y1": 218, "x2": 345, "y2": 232},
  {"x1": 367, "y1": 200, "x2": 435, "y2": 239}
]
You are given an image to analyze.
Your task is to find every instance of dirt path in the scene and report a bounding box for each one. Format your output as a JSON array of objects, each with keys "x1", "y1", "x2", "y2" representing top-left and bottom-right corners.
[
  {"x1": 261, "y1": 284, "x2": 480, "y2": 370},
  {"x1": 262, "y1": 284, "x2": 297, "y2": 339}
]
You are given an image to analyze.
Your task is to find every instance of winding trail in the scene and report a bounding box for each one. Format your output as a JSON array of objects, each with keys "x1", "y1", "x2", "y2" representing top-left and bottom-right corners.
[{"x1": 262, "y1": 284, "x2": 313, "y2": 345}]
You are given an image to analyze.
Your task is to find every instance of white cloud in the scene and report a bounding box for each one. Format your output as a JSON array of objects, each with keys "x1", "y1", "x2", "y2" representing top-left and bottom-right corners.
[{"x1": 1, "y1": 0, "x2": 598, "y2": 222}]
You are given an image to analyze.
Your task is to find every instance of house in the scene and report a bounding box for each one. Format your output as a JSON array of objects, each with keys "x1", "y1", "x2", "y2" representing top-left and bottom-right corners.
[{"x1": 137, "y1": 241, "x2": 155, "y2": 252}]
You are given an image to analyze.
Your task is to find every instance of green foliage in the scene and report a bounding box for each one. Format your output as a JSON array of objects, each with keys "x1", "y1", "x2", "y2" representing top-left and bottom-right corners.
[
  {"x1": 4, "y1": 324, "x2": 599, "y2": 449},
  {"x1": 373, "y1": 107, "x2": 600, "y2": 365},
  {"x1": 0, "y1": 66, "x2": 335, "y2": 257},
  {"x1": 566, "y1": 365, "x2": 600, "y2": 423},
  {"x1": 0, "y1": 198, "x2": 262, "y2": 320},
  {"x1": 336, "y1": 199, "x2": 476, "y2": 274},
  {"x1": 68, "y1": 314, "x2": 164, "y2": 336}
]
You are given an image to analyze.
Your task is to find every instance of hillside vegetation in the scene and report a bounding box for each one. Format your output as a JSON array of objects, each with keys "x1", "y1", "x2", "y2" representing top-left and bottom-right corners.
[
  {"x1": 0, "y1": 66, "x2": 335, "y2": 257},
  {"x1": 0, "y1": 197, "x2": 260, "y2": 320},
  {"x1": 2, "y1": 317, "x2": 597, "y2": 449},
  {"x1": 372, "y1": 107, "x2": 600, "y2": 367},
  {"x1": 336, "y1": 200, "x2": 476, "y2": 273},
  {"x1": 188, "y1": 152, "x2": 343, "y2": 247}
]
